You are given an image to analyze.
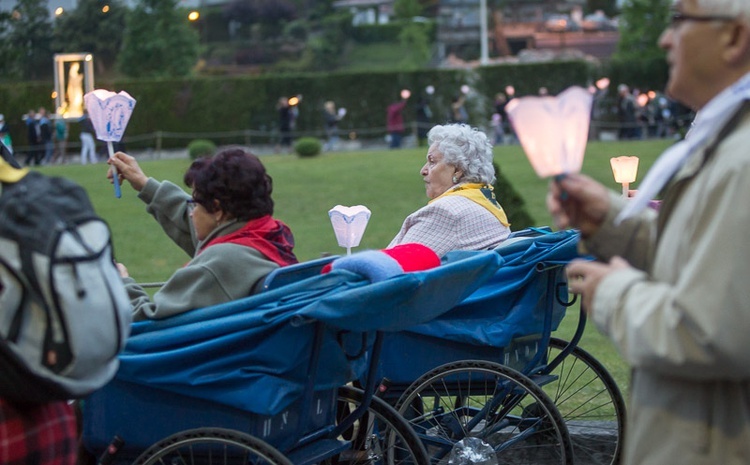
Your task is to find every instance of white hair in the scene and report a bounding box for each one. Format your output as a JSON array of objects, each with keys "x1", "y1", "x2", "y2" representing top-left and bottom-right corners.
[
  {"x1": 696, "y1": 0, "x2": 750, "y2": 20},
  {"x1": 427, "y1": 124, "x2": 496, "y2": 184}
]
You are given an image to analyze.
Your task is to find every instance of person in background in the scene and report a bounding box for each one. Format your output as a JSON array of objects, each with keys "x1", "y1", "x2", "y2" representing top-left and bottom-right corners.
[
  {"x1": 491, "y1": 93, "x2": 508, "y2": 145},
  {"x1": 52, "y1": 117, "x2": 69, "y2": 164},
  {"x1": 450, "y1": 94, "x2": 468, "y2": 124},
  {"x1": 23, "y1": 109, "x2": 40, "y2": 166},
  {"x1": 415, "y1": 97, "x2": 432, "y2": 147},
  {"x1": 0, "y1": 114, "x2": 12, "y2": 152},
  {"x1": 108, "y1": 146, "x2": 298, "y2": 321},
  {"x1": 617, "y1": 84, "x2": 638, "y2": 140},
  {"x1": 386, "y1": 91, "x2": 409, "y2": 149},
  {"x1": 389, "y1": 123, "x2": 510, "y2": 257},
  {"x1": 38, "y1": 107, "x2": 53, "y2": 165},
  {"x1": 276, "y1": 96, "x2": 294, "y2": 154},
  {"x1": 549, "y1": 1, "x2": 750, "y2": 463},
  {"x1": 79, "y1": 110, "x2": 97, "y2": 165},
  {"x1": 323, "y1": 101, "x2": 343, "y2": 152}
]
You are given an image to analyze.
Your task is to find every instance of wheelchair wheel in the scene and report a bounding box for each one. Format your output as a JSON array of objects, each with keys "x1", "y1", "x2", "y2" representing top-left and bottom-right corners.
[
  {"x1": 394, "y1": 360, "x2": 573, "y2": 465},
  {"x1": 538, "y1": 337, "x2": 626, "y2": 465},
  {"x1": 332, "y1": 385, "x2": 430, "y2": 464},
  {"x1": 132, "y1": 427, "x2": 293, "y2": 465}
]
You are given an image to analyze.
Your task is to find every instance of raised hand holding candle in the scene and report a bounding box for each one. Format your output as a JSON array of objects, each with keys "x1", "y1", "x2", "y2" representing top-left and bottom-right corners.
[{"x1": 83, "y1": 90, "x2": 137, "y2": 198}]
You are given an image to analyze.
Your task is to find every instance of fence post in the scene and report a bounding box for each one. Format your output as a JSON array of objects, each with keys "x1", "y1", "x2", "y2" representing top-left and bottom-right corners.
[{"x1": 155, "y1": 131, "x2": 162, "y2": 159}]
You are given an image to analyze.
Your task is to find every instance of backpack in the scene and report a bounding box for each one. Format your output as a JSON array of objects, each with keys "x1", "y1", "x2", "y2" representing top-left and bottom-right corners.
[{"x1": 0, "y1": 171, "x2": 132, "y2": 404}]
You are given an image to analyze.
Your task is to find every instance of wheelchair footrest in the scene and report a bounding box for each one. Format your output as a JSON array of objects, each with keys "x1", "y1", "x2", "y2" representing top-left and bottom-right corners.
[
  {"x1": 286, "y1": 439, "x2": 351, "y2": 465},
  {"x1": 528, "y1": 373, "x2": 558, "y2": 388}
]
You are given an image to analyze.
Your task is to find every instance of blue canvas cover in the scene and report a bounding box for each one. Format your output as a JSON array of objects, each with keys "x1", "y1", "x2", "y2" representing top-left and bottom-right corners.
[
  {"x1": 110, "y1": 250, "x2": 502, "y2": 417},
  {"x1": 403, "y1": 229, "x2": 581, "y2": 347}
]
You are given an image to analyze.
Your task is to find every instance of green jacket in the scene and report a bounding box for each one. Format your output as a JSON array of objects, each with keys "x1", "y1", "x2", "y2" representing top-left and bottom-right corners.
[{"x1": 125, "y1": 178, "x2": 280, "y2": 321}]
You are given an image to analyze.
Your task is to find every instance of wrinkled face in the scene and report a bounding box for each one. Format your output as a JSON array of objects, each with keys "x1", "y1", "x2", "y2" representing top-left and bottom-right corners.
[
  {"x1": 421, "y1": 144, "x2": 460, "y2": 200},
  {"x1": 658, "y1": 0, "x2": 733, "y2": 109}
]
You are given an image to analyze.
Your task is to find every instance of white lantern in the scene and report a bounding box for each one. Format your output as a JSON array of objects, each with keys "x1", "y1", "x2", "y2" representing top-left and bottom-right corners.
[
  {"x1": 83, "y1": 89, "x2": 137, "y2": 198},
  {"x1": 610, "y1": 156, "x2": 639, "y2": 197},
  {"x1": 328, "y1": 205, "x2": 371, "y2": 255},
  {"x1": 83, "y1": 89, "x2": 136, "y2": 143},
  {"x1": 505, "y1": 86, "x2": 593, "y2": 178}
]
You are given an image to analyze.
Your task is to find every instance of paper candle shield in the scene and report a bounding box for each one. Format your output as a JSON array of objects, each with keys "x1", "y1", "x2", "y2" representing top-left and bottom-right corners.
[
  {"x1": 329, "y1": 205, "x2": 371, "y2": 249},
  {"x1": 83, "y1": 89, "x2": 137, "y2": 142},
  {"x1": 610, "y1": 156, "x2": 639, "y2": 184},
  {"x1": 506, "y1": 86, "x2": 593, "y2": 178}
]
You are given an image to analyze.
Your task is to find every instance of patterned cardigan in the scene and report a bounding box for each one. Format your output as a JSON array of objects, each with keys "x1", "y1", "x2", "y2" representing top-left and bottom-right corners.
[{"x1": 388, "y1": 195, "x2": 511, "y2": 257}]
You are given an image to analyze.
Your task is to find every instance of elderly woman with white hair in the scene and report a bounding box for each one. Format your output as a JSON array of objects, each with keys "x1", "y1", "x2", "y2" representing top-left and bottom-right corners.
[{"x1": 389, "y1": 123, "x2": 510, "y2": 257}]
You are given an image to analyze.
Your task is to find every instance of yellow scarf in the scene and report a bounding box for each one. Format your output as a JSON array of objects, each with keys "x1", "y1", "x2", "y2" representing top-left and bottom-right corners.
[
  {"x1": 430, "y1": 183, "x2": 510, "y2": 227},
  {"x1": 0, "y1": 159, "x2": 27, "y2": 183}
]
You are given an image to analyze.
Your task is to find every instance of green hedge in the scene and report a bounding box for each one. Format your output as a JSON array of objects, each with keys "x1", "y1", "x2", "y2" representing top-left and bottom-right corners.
[
  {"x1": 350, "y1": 20, "x2": 435, "y2": 44},
  {"x1": 0, "y1": 61, "x2": 597, "y2": 150}
]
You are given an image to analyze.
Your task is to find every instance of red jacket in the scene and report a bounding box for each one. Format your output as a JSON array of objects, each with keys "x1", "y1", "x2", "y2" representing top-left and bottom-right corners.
[{"x1": 387, "y1": 100, "x2": 408, "y2": 132}]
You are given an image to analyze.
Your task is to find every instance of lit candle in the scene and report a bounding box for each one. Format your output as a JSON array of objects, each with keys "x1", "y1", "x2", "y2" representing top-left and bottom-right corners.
[
  {"x1": 506, "y1": 86, "x2": 593, "y2": 178},
  {"x1": 610, "y1": 156, "x2": 639, "y2": 197}
]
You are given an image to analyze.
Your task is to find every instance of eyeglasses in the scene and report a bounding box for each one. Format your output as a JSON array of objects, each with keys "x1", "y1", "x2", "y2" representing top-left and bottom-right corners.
[
  {"x1": 669, "y1": 12, "x2": 736, "y2": 27},
  {"x1": 186, "y1": 199, "x2": 198, "y2": 212}
]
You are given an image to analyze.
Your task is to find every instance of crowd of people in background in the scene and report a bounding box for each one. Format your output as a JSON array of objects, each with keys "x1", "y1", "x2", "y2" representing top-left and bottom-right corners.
[
  {"x1": 1, "y1": 83, "x2": 693, "y2": 164},
  {"x1": 612, "y1": 83, "x2": 693, "y2": 141}
]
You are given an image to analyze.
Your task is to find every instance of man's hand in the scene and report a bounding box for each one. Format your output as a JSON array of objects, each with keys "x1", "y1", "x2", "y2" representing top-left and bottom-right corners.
[
  {"x1": 566, "y1": 256, "x2": 630, "y2": 312},
  {"x1": 547, "y1": 173, "x2": 611, "y2": 237}
]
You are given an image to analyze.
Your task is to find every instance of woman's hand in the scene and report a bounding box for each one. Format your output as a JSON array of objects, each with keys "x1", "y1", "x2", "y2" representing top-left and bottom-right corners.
[
  {"x1": 115, "y1": 262, "x2": 129, "y2": 278},
  {"x1": 108, "y1": 151, "x2": 148, "y2": 192},
  {"x1": 547, "y1": 173, "x2": 610, "y2": 238}
]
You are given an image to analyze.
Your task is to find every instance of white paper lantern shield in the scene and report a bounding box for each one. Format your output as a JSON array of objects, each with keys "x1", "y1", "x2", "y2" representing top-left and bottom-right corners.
[
  {"x1": 610, "y1": 156, "x2": 639, "y2": 184},
  {"x1": 83, "y1": 89, "x2": 137, "y2": 142},
  {"x1": 329, "y1": 205, "x2": 371, "y2": 253},
  {"x1": 506, "y1": 86, "x2": 593, "y2": 178}
]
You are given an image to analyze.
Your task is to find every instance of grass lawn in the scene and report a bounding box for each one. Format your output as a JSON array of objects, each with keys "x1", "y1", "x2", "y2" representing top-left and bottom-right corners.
[{"x1": 37, "y1": 137, "x2": 674, "y2": 400}]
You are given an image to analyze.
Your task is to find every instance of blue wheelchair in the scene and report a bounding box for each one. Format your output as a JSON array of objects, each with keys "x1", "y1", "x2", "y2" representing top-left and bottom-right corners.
[
  {"x1": 372, "y1": 229, "x2": 626, "y2": 465},
  {"x1": 81, "y1": 249, "x2": 504, "y2": 464}
]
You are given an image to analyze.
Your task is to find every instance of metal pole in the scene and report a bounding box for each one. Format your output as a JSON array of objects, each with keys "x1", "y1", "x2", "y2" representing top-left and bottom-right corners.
[{"x1": 480, "y1": 0, "x2": 489, "y2": 65}]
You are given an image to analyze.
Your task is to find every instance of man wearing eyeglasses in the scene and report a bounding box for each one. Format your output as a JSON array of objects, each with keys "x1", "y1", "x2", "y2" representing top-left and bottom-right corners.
[{"x1": 548, "y1": 1, "x2": 750, "y2": 464}]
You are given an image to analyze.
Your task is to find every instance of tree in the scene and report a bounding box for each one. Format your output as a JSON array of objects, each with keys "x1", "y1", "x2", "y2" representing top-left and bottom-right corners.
[
  {"x1": 399, "y1": 22, "x2": 432, "y2": 68},
  {"x1": 117, "y1": 0, "x2": 200, "y2": 78},
  {"x1": 0, "y1": 11, "x2": 21, "y2": 80},
  {"x1": 492, "y1": 162, "x2": 534, "y2": 230},
  {"x1": 53, "y1": 0, "x2": 127, "y2": 76},
  {"x1": 222, "y1": 0, "x2": 297, "y2": 40},
  {"x1": 394, "y1": 0, "x2": 423, "y2": 19},
  {"x1": 615, "y1": 0, "x2": 669, "y2": 61},
  {"x1": 3, "y1": 0, "x2": 53, "y2": 80}
]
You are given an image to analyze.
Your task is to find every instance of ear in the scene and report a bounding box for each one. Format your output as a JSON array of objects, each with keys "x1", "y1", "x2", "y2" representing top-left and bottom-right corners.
[
  {"x1": 211, "y1": 199, "x2": 228, "y2": 221},
  {"x1": 722, "y1": 20, "x2": 750, "y2": 64}
]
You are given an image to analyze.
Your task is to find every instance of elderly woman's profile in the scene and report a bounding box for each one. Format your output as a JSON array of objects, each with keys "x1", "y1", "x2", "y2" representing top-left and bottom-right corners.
[
  {"x1": 389, "y1": 123, "x2": 511, "y2": 256},
  {"x1": 108, "y1": 146, "x2": 298, "y2": 321}
]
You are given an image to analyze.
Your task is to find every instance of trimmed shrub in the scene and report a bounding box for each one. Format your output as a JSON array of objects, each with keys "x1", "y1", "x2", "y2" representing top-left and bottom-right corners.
[
  {"x1": 493, "y1": 162, "x2": 535, "y2": 230},
  {"x1": 294, "y1": 137, "x2": 322, "y2": 157},
  {"x1": 187, "y1": 139, "x2": 217, "y2": 160}
]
